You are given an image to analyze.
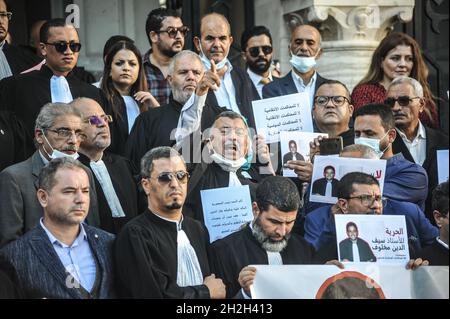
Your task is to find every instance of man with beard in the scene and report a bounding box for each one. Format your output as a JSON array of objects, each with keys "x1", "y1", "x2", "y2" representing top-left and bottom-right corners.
[
  {"x1": 0, "y1": 158, "x2": 116, "y2": 299},
  {"x1": 114, "y1": 147, "x2": 226, "y2": 299},
  {"x1": 388, "y1": 77, "x2": 449, "y2": 220},
  {"x1": 193, "y1": 13, "x2": 256, "y2": 129},
  {"x1": 72, "y1": 98, "x2": 138, "y2": 235},
  {"x1": 144, "y1": 8, "x2": 187, "y2": 105},
  {"x1": 240, "y1": 26, "x2": 277, "y2": 99},
  {"x1": 209, "y1": 176, "x2": 316, "y2": 298},
  {"x1": 126, "y1": 50, "x2": 224, "y2": 169},
  {"x1": 0, "y1": 103, "x2": 100, "y2": 247}
]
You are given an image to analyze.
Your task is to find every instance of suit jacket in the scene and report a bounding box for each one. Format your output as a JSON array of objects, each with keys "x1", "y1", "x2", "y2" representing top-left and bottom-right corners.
[
  {"x1": 339, "y1": 238, "x2": 377, "y2": 262},
  {"x1": 311, "y1": 178, "x2": 339, "y2": 197},
  {"x1": 262, "y1": 71, "x2": 327, "y2": 99},
  {"x1": 0, "y1": 151, "x2": 100, "y2": 247},
  {"x1": 206, "y1": 66, "x2": 256, "y2": 129},
  {"x1": 283, "y1": 152, "x2": 305, "y2": 164},
  {"x1": 0, "y1": 224, "x2": 116, "y2": 299},
  {"x1": 393, "y1": 126, "x2": 449, "y2": 217}
]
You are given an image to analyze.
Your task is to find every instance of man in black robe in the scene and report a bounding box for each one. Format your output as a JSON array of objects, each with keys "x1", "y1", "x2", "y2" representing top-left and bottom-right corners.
[
  {"x1": 0, "y1": 0, "x2": 41, "y2": 80},
  {"x1": 0, "y1": 19, "x2": 104, "y2": 138},
  {"x1": 72, "y1": 98, "x2": 139, "y2": 234},
  {"x1": 125, "y1": 49, "x2": 224, "y2": 169},
  {"x1": 209, "y1": 176, "x2": 317, "y2": 298},
  {"x1": 114, "y1": 146, "x2": 226, "y2": 299}
]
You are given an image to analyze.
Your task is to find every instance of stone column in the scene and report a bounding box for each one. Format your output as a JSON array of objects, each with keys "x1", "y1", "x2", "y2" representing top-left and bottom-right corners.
[{"x1": 255, "y1": 0, "x2": 415, "y2": 91}]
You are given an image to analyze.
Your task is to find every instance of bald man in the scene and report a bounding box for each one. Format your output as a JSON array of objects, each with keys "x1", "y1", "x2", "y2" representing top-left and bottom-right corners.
[
  {"x1": 263, "y1": 25, "x2": 329, "y2": 111},
  {"x1": 72, "y1": 98, "x2": 139, "y2": 234},
  {"x1": 193, "y1": 13, "x2": 256, "y2": 129}
]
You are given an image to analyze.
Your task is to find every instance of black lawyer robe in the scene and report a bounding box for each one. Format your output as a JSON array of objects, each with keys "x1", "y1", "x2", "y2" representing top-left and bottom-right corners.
[
  {"x1": 416, "y1": 240, "x2": 449, "y2": 266},
  {"x1": 210, "y1": 224, "x2": 316, "y2": 298},
  {"x1": 2, "y1": 41, "x2": 42, "y2": 76},
  {"x1": 78, "y1": 152, "x2": 139, "y2": 234},
  {"x1": 0, "y1": 65, "x2": 105, "y2": 138},
  {"x1": 114, "y1": 210, "x2": 211, "y2": 299}
]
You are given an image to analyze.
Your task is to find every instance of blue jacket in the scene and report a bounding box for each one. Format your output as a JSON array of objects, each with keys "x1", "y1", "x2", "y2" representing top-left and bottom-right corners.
[
  {"x1": 0, "y1": 223, "x2": 116, "y2": 299},
  {"x1": 305, "y1": 199, "x2": 438, "y2": 255}
]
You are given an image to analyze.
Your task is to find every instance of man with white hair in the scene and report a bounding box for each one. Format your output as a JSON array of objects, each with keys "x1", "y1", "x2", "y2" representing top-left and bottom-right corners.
[{"x1": 388, "y1": 76, "x2": 449, "y2": 219}]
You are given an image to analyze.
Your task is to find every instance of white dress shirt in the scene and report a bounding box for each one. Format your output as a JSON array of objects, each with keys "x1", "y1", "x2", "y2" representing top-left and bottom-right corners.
[
  {"x1": 247, "y1": 68, "x2": 273, "y2": 99},
  {"x1": 291, "y1": 71, "x2": 317, "y2": 110},
  {"x1": 397, "y1": 121, "x2": 427, "y2": 166}
]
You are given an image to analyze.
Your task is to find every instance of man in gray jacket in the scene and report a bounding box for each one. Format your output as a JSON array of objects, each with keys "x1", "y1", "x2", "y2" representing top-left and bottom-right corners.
[{"x1": 0, "y1": 102, "x2": 99, "y2": 247}]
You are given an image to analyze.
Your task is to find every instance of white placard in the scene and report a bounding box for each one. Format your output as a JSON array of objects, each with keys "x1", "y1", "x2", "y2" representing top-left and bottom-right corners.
[
  {"x1": 280, "y1": 131, "x2": 328, "y2": 177},
  {"x1": 335, "y1": 215, "x2": 410, "y2": 264},
  {"x1": 310, "y1": 156, "x2": 387, "y2": 204},
  {"x1": 251, "y1": 265, "x2": 449, "y2": 299},
  {"x1": 200, "y1": 185, "x2": 253, "y2": 243},
  {"x1": 252, "y1": 93, "x2": 314, "y2": 144},
  {"x1": 437, "y1": 149, "x2": 449, "y2": 184}
]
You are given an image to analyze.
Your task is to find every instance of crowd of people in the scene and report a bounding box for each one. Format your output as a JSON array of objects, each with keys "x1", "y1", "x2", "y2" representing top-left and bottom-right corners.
[{"x1": 0, "y1": 2, "x2": 448, "y2": 299}]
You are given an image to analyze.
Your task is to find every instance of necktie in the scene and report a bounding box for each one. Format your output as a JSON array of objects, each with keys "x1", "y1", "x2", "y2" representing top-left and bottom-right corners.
[
  {"x1": 50, "y1": 75, "x2": 73, "y2": 103},
  {"x1": 259, "y1": 77, "x2": 271, "y2": 85},
  {"x1": 90, "y1": 160, "x2": 126, "y2": 218},
  {"x1": 0, "y1": 43, "x2": 13, "y2": 80}
]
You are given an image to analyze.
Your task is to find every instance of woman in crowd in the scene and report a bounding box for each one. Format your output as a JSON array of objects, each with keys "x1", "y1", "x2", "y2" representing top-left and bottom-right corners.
[
  {"x1": 351, "y1": 32, "x2": 439, "y2": 128},
  {"x1": 101, "y1": 41, "x2": 159, "y2": 155}
]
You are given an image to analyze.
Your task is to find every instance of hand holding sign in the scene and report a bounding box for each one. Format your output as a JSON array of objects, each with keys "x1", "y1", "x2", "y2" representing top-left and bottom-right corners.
[{"x1": 196, "y1": 59, "x2": 221, "y2": 96}]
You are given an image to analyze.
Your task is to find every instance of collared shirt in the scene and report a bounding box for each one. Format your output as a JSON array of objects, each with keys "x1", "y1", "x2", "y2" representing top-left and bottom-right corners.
[
  {"x1": 152, "y1": 213, "x2": 204, "y2": 287},
  {"x1": 246, "y1": 68, "x2": 273, "y2": 99},
  {"x1": 40, "y1": 219, "x2": 96, "y2": 292},
  {"x1": 397, "y1": 121, "x2": 427, "y2": 166},
  {"x1": 437, "y1": 237, "x2": 449, "y2": 250},
  {"x1": 291, "y1": 71, "x2": 317, "y2": 110},
  {"x1": 143, "y1": 50, "x2": 171, "y2": 105},
  {"x1": 203, "y1": 60, "x2": 241, "y2": 115}
]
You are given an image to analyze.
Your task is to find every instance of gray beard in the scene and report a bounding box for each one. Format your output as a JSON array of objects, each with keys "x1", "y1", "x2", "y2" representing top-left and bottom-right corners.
[
  {"x1": 251, "y1": 219, "x2": 290, "y2": 253},
  {"x1": 172, "y1": 88, "x2": 192, "y2": 105}
]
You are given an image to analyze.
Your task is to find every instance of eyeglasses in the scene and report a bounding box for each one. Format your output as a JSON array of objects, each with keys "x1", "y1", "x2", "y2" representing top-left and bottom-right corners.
[
  {"x1": 156, "y1": 26, "x2": 190, "y2": 39},
  {"x1": 384, "y1": 96, "x2": 421, "y2": 108},
  {"x1": 44, "y1": 41, "x2": 82, "y2": 54},
  {"x1": 0, "y1": 11, "x2": 12, "y2": 21},
  {"x1": 314, "y1": 96, "x2": 350, "y2": 107},
  {"x1": 83, "y1": 115, "x2": 113, "y2": 126},
  {"x1": 347, "y1": 194, "x2": 387, "y2": 207},
  {"x1": 247, "y1": 46, "x2": 273, "y2": 58},
  {"x1": 148, "y1": 171, "x2": 190, "y2": 184},
  {"x1": 46, "y1": 128, "x2": 86, "y2": 140}
]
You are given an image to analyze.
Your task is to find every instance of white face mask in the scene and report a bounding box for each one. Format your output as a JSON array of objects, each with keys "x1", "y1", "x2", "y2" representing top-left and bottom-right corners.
[
  {"x1": 289, "y1": 49, "x2": 320, "y2": 73},
  {"x1": 210, "y1": 151, "x2": 246, "y2": 172},
  {"x1": 354, "y1": 131, "x2": 390, "y2": 159},
  {"x1": 198, "y1": 42, "x2": 229, "y2": 70},
  {"x1": 42, "y1": 133, "x2": 79, "y2": 160}
]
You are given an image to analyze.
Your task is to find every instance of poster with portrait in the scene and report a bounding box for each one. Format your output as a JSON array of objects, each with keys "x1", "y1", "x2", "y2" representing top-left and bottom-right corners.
[
  {"x1": 309, "y1": 156, "x2": 387, "y2": 204},
  {"x1": 252, "y1": 92, "x2": 314, "y2": 144},
  {"x1": 335, "y1": 215, "x2": 410, "y2": 264},
  {"x1": 251, "y1": 264, "x2": 449, "y2": 299},
  {"x1": 280, "y1": 131, "x2": 328, "y2": 177}
]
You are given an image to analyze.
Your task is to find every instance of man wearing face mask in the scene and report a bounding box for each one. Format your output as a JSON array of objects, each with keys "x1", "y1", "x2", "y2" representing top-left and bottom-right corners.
[
  {"x1": 182, "y1": 111, "x2": 274, "y2": 223},
  {"x1": 0, "y1": 103, "x2": 100, "y2": 247},
  {"x1": 354, "y1": 103, "x2": 429, "y2": 211},
  {"x1": 192, "y1": 13, "x2": 256, "y2": 129},
  {"x1": 262, "y1": 24, "x2": 328, "y2": 111}
]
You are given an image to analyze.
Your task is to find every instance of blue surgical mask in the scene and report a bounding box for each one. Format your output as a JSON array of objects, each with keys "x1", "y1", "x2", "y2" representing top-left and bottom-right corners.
[
  {"x1": 199, "y1": 43, "x2": 229, "y2": 71},
  {"x1": 290, "y1": 50, "x2": 319, "y2": 73},
  {"x1": 354, "y1": 132, "x2": 390, "y2": 159},
  {"x1": 42, "y1": 133, "x2": 79, "y2": 160}
]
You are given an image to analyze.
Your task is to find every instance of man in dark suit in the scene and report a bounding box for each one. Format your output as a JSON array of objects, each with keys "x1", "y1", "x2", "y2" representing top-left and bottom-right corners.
[
  {"x1": 193, "y1": 13, "x2": 256, "y2": 129},
  {"x1": 0, "y1": 103, "x2": 99, "y2": 247},
  {"x1": 388, "y1": 77, "x2": 449, "y2": 220},
  {"x1": 0, "y1": 18, "x2": 104, "y2": 138},
  {"x1": 283, "y1": 140, "x2": 304, "y2": 164},
  {"x1": 0, "y1": 157, "x2": 116, "y2": 299},
  {"x1": 312, "y1": 165, "x2": 339, "y2": 197},
  {"x1": 262, "y1": 24, "x2": 328, "y2": 111},
  {"x1": 339, "y1": 222, "x2": 377, "y2": 262}
]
